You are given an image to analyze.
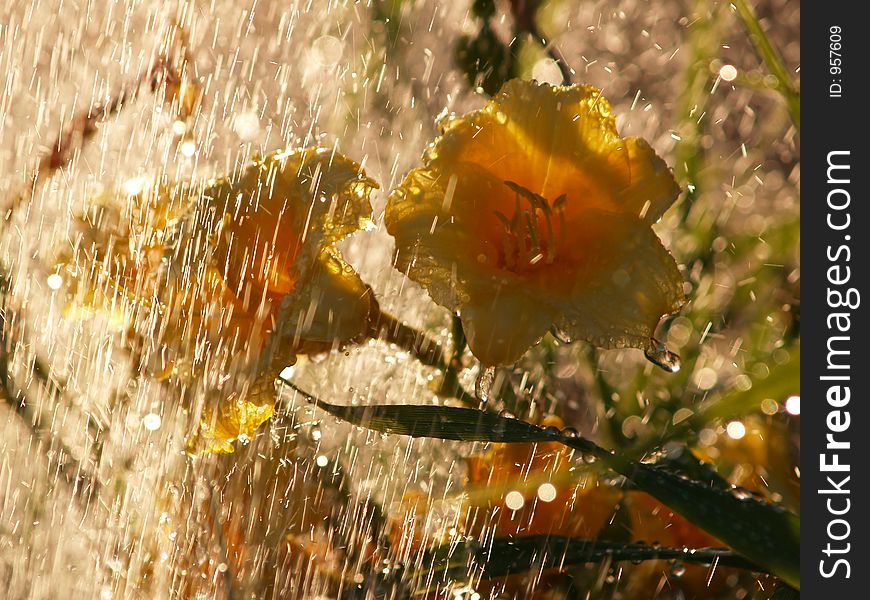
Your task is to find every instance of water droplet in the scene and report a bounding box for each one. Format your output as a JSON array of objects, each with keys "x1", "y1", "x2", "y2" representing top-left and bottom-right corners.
[
  {"x1": 731, "y1": 486, "x2": 752, "y2": 500},
  {"x1": 536, "y1": 482, "x2": 557, "y2": 502},
  {"x1": 123, "y1": 176, "x2": 147, "y2": 196},
  {"x1": 475, "y1": 366, "x2": 496, "y2": 402},
  {"x1": 561, "y1": 427, "x2": 580, "y2": 438},
  {"x1": 543, "y1": 426, "x2": 560, "y2": 438},
  {"x1": 142, "y1": 413, "x2": 161, "y2": 431},
  {"x1": 644, "y1": 338, "x2": 681, "y2": 372},
  {"x1": 310, "y1": 35, "x2": 343, "y2": 67},
  {"x1": 504, "y1": 490, "x2": 525, "y2": 510},
  {"x1": 450, "y1": 584, "x2": 480, "y2": 600},
  {"x1": 726, "y1": 420, "x2": 746, "y2": 439},
  {"x1": 670, "y1": 561, "x2": 686, "y2": 577},
  {"x1": 310, "y1": 425, "x2": 322, "y2": 441},
  {"x1": 719, "y1": 64, "x2": 738, "y2": 82},
  {"x1": 233, "y1": 111, "x2": 260, "y2": 141},
  {"x1": 550, "y1": 326, "x2": 574, "y2": 344},
  {"x1": 498, "y1": 409, "x2": 516, "y2": 419}
]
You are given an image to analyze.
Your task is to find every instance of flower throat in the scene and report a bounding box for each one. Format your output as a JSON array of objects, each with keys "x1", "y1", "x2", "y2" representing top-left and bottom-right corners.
[{"x1": 493, "y1": 180, "x2": 566, "y2": 269}]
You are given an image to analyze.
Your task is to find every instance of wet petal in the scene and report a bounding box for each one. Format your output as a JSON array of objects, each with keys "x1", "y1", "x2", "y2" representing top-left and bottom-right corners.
[
  {"x1": 275, "y1": 248, "x2": 375, "y2": 354},
  {"x1": 432, "y1": 80, "x2": 680, "y2": 222},
  {"x1": 204, "y1": 147, "x2": 377, "y2": 299},
  {"x1": 386, "y1": 79, "x2": 685, "y2": 366},
  {"x1": 462, "y1": 286, "x2": 556, "y2": 366},
  {"x1": 553, "y1": 210, "x2": 684, "y2": 349},
  {"x1": 386, "y1": 165, "x2": 506, "y2": 311},
  {"x1": 190, "y1": 368, "x2": 282, "y2": 454}
]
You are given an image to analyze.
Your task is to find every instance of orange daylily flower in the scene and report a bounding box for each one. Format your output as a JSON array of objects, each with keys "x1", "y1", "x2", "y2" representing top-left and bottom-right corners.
[
  {"x1": 387, "y1": 416, "x2": 622, "y2": 598},
  {"x1": 387, "y1": 416, "x2": 621, "y2": 552},
  {"x1": 386, "y1": 79, "x2": 685, "y2": 366},
  {"x1": 60, "y1": 147, "x2": 379, "y2": 452}
]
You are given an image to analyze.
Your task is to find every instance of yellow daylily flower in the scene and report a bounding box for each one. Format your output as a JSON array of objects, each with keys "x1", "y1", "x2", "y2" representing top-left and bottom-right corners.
[
  {"x1": 386, "y1": 79, "x2": 685, "y2": 366},
  {"x1": 59, "y1": 147, "x2": 379, "y2": 452}
]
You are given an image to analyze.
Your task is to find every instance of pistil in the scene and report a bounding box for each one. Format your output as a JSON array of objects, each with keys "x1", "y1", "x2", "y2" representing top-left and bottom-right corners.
[{"x1": 496, "y1": 181, "x2": 562, "y2": 268}]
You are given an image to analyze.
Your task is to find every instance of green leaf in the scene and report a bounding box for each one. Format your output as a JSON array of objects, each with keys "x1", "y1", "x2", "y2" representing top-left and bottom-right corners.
[
  {"x1": 602, "y1": 452, "x2": 800, "y2": 589},
  {"x1": 282, "y1": 378, "x2": 800, "y2": 588},
  {"x1": 733, "y1": 0, "x2": 800, "y2": 132},
  {"x1": 419, "y1": 535, "x2": 763, "y2": 583}
]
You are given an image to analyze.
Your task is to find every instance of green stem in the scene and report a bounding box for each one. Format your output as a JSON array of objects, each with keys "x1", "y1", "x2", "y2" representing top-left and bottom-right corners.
[
  {"x1": 368, "y1": 310, "x2": 477, "y2": 405},
  {"x1": 369, "y1": 311, "x2": 446, "y2": 369},
  {"x1": 733, "y1": 0, "x2": 800, "y2": 131}
]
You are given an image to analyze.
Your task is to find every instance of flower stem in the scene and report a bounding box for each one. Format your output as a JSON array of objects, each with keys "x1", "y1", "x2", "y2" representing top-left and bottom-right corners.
[
  {"x1": 368, "y1": 311, "x2": 446, "y2": 369},
  {"x1": 367, "y1": 310, "x2": 477, "y2": 405},
  {"x1": 732, "y1": 0, "x2": 800, "y2": 132}
]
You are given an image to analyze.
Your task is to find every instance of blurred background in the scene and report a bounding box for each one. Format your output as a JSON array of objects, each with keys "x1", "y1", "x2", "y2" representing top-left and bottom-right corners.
[{"x1": 0, "y1": 0, "x2": 799, "y2": 598}]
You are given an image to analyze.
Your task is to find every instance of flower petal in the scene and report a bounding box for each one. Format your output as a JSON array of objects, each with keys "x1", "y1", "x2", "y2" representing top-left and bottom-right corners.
[
  {"x1": 275, "y1": 248, "x2": 375, "y2": 354},
  {"x1": 204, "y1": 147, "x2": 377, "y2": 299},
  {"x1": 190, "y1": 368, "x2": 281, "y2": 454},
  {"x1": 387, "y1": 80, "x2": 685, "y2": 365},
  {"x1": 551, "y1": 209, "x2": 685, "y2": 349},
  {"x1": 461, "y1": 285, "x2": 557, "y2": 366},
  {"x1": 431, "y1": 79, "x2": 680, "y2": 223},
  {"x1": 386, "y1": 165, "x2": 507, "y2": 311}
]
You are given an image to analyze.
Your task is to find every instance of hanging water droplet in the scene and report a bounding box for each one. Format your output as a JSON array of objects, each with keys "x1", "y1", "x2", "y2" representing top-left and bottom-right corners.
[
  {"x1": 670, "y1": 561, "x2": 686, "y2": 577},
  {"x1": 644, "y1": 337, "x2": 681, "y2": 372},
  {"x1": 475, "y1": 366, "x2": 496, "y2": 402},
  {"x1": 550, "y1": 326, "x2": 574, "y2": 344}
]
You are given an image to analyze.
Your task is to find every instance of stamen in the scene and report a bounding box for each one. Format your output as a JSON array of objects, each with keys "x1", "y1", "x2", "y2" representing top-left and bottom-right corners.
[
  {"x1": 494, "y1": 211, "x2": 518, "y2": 269},
  {"x1": 553, "y1": 194, "x2": 567, "y2": 247},
  {"x1": 523, "y1": 209, "x2": 540, "y2": 261},
  {"x1": 515, "y1": 193, "x2": 528, "y2": 260},
  {"x1": 498, "y1": 181, "x2": 567, "y2": 268}
]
